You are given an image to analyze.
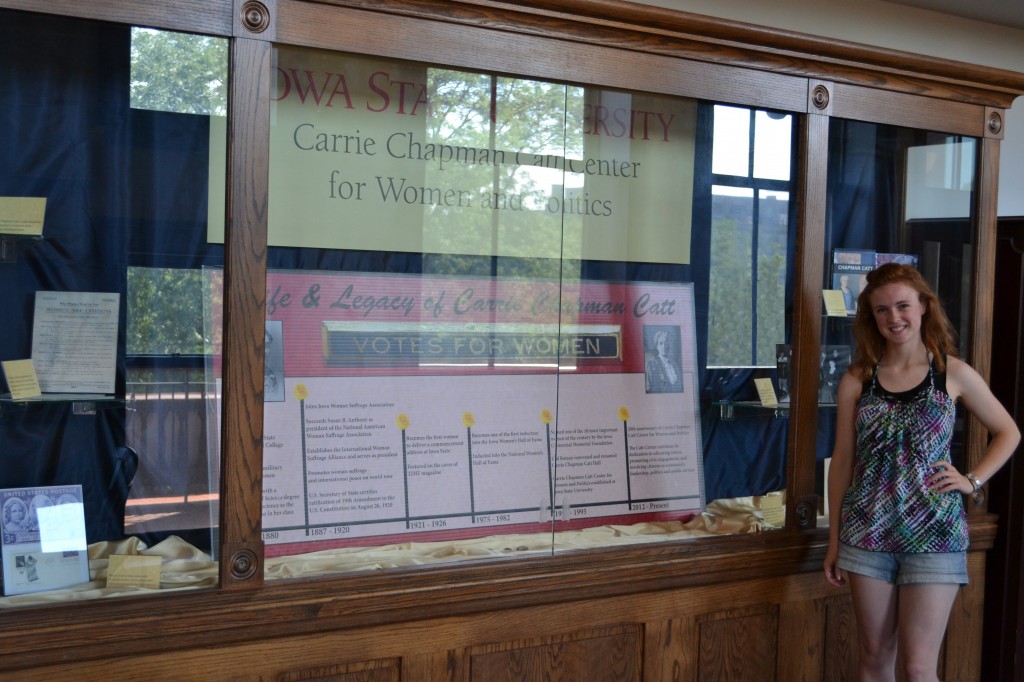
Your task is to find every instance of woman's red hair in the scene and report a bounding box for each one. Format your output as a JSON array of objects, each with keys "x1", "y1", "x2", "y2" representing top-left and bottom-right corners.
[{"x1": 849, "y1": 262, "x2": 958, "y2": 378}]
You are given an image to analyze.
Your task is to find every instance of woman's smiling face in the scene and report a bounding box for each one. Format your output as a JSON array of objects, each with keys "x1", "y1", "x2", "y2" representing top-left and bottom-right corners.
[{"x1": 869, "y1": 282, "x2": 926, "y2": 346}]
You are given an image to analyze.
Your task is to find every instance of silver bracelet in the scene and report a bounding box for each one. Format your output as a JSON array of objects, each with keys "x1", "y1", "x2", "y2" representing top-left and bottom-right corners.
[{"x1": 965, "y1": 472, "x2": 985, "y2": 504}]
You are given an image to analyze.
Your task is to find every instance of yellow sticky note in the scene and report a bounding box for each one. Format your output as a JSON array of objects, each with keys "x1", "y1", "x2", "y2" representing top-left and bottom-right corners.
[
  {"x1": 106, "y1": 555, "x2": 162, "y2": 589},
  {"x1": 0, "y1": 197, "x2": 46, "y2": 235},
  {"x1": 2, "y1": 359, "x2": 42, "y2": 399},
  {"x1": 754, "y1": 377, "x2": 778, "y2": 407},
  {"x1": 822, "y1": 289, "x2": 849, "y2": 317}
]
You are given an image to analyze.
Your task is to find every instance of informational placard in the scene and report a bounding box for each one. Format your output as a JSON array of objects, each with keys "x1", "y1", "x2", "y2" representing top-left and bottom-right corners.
[
  {"x1": 822, "y1": 289, "x2": 848, "y2": 317},
  {"x1": 254, "y1": 271, "x2": 704, "y2": 555},
  {"x1": 754, "y1": 378, "x2": 778, "y2": 407},
  {"x1": 0, "y1": 197, "x2": 46, "y2": 235},
  {"x1": 31, "y1": 291, "x2": 119, "y2": 394},
  {"x1": 106, "y1": 555, "x2": 162, "y2": 589},
  {"x1": 1, "y1": 359, "x2": 42, "y2": 399},
  {"x1": 0, "y1": 485, "x2": 89, "y2": 596}
]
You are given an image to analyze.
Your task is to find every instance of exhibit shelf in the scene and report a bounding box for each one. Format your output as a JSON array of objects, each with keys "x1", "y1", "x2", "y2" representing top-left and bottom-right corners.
[
  {"x1": 713, "y1": 400, "x2": 837, "y2": 420},
  {"x1": 0, "y1": 234, "x2": 45, "y2": 263},
  {"x1": 0, "y1": 394, "x2": 125, "y2": 418}
]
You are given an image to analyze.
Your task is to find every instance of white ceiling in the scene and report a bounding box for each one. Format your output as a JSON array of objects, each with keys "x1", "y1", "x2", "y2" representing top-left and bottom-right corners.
[{"x1": 885, "y1": 0, "x2": 1024, "y2": 30}]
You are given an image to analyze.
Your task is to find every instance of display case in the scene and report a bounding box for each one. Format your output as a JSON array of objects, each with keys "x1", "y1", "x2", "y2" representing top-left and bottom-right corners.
[{"x1": 0, "y1": 1, "x2": 1019, "y2": 679}]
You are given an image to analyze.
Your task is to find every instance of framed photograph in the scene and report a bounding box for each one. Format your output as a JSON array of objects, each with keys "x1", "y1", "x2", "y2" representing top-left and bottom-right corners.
[
  {"x1": 831, "y1": 249, "x2": 874, "y2": 315},
  {"x1": 264, "y1": 320, "x2": 285, "y2": 402},
  {"x1": 818, "y1": 346, "x2": 851, "y2": 405},
  {"x1": 875, "y1": 252, "x2": 919, "y2": 268},
  {"x1": 643, "y1": 324, "x2": 684, "y2": 394},
  {"x1": 775, "y1": 344, "x2": 792, "y2": 403}
]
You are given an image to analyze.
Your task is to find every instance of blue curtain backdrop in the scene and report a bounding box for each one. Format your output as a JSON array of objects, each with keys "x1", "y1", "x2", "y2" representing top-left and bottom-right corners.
[{"x1": 0, "y1": 12, "x2": 216, "y2": 542}]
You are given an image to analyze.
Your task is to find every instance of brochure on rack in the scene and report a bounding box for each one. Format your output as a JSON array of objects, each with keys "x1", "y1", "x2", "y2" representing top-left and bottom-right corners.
[{"x1": 831, "y1": 249, "x2": 919, "y2": 315}]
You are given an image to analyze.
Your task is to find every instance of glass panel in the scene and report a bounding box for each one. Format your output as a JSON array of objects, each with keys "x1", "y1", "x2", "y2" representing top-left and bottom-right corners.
[
  {"x1": 820, "y1": 120, "x2": 978, "y2": 527},
  {"x1": 707, "y1": 108, "x2": 795, "y2": 370},
  {"x1": 551, "y1": 86, "x2": 706, "y2": 547},
  {"x1": 0, "y1": 11, "x2": 225, "y2": 603},
  {"x1": 703, "y1": 103, "x2": 796, "y2": 530},
  {"x1": 258, "y1": 48, "x2": 564, "y2": 575},
  {"x1": 260, "y1": 46, "x2": 799, "y2": 581}
]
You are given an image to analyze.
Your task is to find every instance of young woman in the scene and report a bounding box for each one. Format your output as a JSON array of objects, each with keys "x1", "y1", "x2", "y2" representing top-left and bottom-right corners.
[{"x1": 823, "y1": 263, "x2": 1020, "y2": 682}]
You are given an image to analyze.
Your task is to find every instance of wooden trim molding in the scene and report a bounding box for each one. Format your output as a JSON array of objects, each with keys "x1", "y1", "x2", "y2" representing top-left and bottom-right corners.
[
  {"x1": 273, "y1": 0, "x2": 809, "y2": 112},
  {"x1": 218, "y1": 35, "x2": 273, "y2": 589},
  {"x1": 0, "y1": 520, "x2": 997, "y2": 672},
  {"x1": 2, "y1": 0, "x2": 1024, "y2": 109},
  {"x1": 0, "y1": 0, "x2": 233, "y2": 36},
  {"x1": 965, "y1": 136, "x2": 1002, "y2": 499},
  {"x1": 787, "y1": 110, "x2": 830, "y2": 528},
  {"x1": 830, "y1": 82, "x2": 989, "y2": 136},
  {"x1": 2, "y1": 0, "x2": 1023, "y2": 107},
  {"x1": 290, "y1": 0, "x2": 1024, "y2": 107}
]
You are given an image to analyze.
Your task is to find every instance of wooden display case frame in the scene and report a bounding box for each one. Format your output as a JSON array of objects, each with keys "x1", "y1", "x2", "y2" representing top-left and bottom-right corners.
[{"x1": 0, "y1": 1, "x2": 1020, "y2": 679}]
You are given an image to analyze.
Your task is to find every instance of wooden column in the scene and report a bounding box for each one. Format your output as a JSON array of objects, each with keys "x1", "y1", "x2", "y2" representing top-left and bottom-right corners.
[{"x1": 219, "y1": 30, "x2": 272, "y2": 589}]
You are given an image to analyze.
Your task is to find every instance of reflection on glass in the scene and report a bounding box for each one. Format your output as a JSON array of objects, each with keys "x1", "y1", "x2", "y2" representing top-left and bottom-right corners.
[
  {"x1": 712, "y1": 105, "x2": 750, "y2": 177},
  {"x1": 707, "y1": 106, "x2": 793, "y2": 369},
  {"x1": 702, "y1": 102, "x2": 795, "y2": 529},
  {"x1": 127, "y1": 268, "x2": 209, "y2": 355},
  {"x1": 753, "y1": 112, "x2": 792, "y2": 181},
  {"x1": 708, "y1": 187, "x2": 754, "y2": 368},
  {"x1": 123, "y1": 25, "x2": 225, "y2": 579},
  {"x1": 130, "y1": 28, "x2": 228, "y2": 115},
  {"x1": 905, "y1": 138, "x2": 976, "y2": 219},
  {"x1": 756, "y1": 190, "x2": 789, "y2": 366}
]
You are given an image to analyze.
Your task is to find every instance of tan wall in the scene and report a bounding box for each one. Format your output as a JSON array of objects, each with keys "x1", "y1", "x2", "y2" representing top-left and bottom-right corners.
[
  {"x1": 635, "y1": 0, "x2": 1024, "y2": 73},
  {"x1": 636, "y1": 0, "x2": 1024, "y2": 218}
]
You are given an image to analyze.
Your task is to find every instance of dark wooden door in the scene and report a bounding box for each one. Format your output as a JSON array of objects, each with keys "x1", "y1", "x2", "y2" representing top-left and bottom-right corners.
[{"x1": 984, "y1": 218, "x2": 1024, "y2": 682}]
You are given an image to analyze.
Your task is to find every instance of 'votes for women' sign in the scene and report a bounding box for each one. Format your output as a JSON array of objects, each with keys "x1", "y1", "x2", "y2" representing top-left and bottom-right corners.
[{"x1": 253, "y1": 270, "x2": 704, "y2": 556}]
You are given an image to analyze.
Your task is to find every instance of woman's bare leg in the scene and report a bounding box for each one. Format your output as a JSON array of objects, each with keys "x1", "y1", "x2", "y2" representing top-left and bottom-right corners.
[
  {"x1": 896, "y1": 583, "x2": 959, "y2": 682},
  {"x1": 848, "y1": 573, "x2": 899, "y2": 682}
]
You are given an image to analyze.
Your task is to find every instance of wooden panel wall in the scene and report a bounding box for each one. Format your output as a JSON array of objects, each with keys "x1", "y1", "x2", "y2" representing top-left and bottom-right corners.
[{"x1": 1, "y1": 558, "x2": 982, "y2": 682}]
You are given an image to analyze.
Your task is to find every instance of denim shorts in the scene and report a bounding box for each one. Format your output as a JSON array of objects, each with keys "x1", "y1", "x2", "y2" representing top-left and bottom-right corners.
[{"x1": 837, "y1": 542, "x2": 968, "y2": 585}]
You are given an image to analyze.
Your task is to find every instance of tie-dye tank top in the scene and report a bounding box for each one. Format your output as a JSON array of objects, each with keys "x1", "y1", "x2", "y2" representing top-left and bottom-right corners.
[{"x1": 839, "y1": 358, "x2": 968, "y2": 553}]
